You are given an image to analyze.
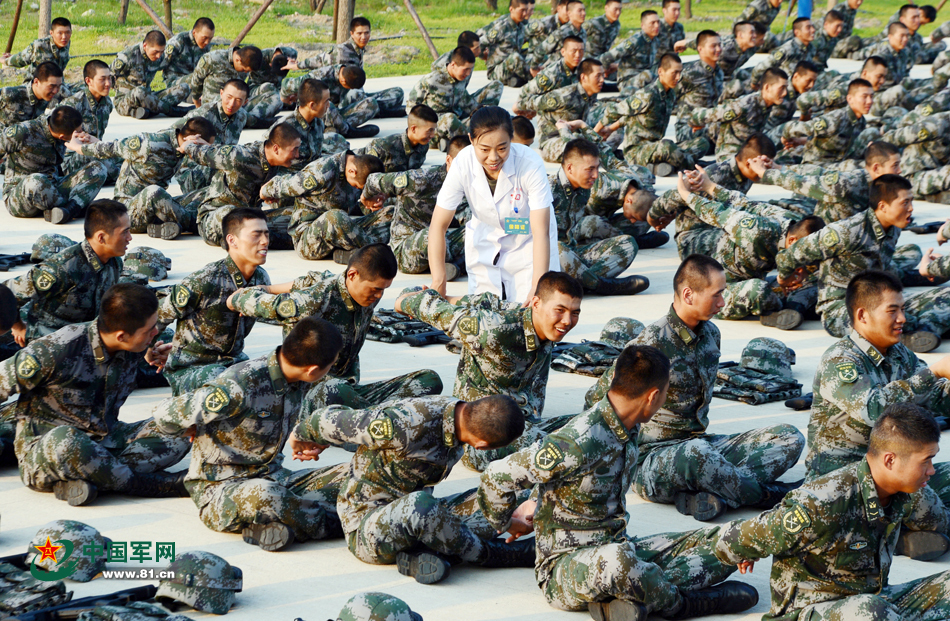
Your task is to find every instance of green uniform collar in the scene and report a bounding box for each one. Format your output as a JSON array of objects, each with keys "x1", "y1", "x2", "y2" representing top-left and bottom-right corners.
[
  {"x1": 87, "y1": 321, "x2": 111, "y2": 365},
  {"x1": 846, "y1": 105, "x2": 861, "y2": 124},
  {"x1": 522, "y1": 307, "x2": 540, "y2": 351},
  {"x1": 337, "y1": 272, "x2": 357, "y2": 312},
  {"x1": 866, "y1": 207, "x2": 888, "y2": 241},
  {"x1": 293, "y1": 107, "x2": 312, "y2": 131},
  {"x1": 857, "y1": 457, "x2": 893, "y2": 523},
  {"x1": 726, "y1": 156, "x2": 745, "y2": 186},
  {"x1": 257, "y1": 141, "x2": 270, "y2": 174},
  {"x1": 80, "y1": 240, "x2": 105, "y2": 272},
  {"x1": 267, "y1": 347, "x2": 289, "y2": 396},
  {"x1": 224, "y1": 255, "x2": 250, "y2": 288},
  {"x1": 848, "y1": 329, "x2": 886, "y2": 367},
  {"x1": 667, "y1": 304, "x2": 700, "y2": 345},
  {"x1": 442, "y1": 400, "x2": 460, "y2": 447},
  {"x1": 596, "y1": 395, "x2": 631, "y2": 443}
]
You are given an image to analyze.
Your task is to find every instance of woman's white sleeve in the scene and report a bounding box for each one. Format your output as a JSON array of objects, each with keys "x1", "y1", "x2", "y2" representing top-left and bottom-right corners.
[{"x1": 435, "y1": 156, "x2": 468, "y2": 213}]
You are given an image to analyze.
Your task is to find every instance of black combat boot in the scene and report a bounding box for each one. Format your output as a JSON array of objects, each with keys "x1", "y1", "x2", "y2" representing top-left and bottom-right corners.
[
  {"x1": 895, "y1": 528, "x2": 950, "y2": 561},
  {"x1": 593, "y1": 275, "x2": 650, "y2": 296},
  {"x1": 674, "y1": 491, "x2": 726, "y2": 522},
  {"x1": 162, "y1": 105, "x2": 192, "y2": 118},
  {"x1": 242, "y1": 522, "x2": 294, "y2": 551},
  {"x1": 343, "y1": 124, "x2": 380, "y2": 139},
  {"x1": 785, "y1": 392, "x2": 813, "y2": 411},
  {"x1": 474, "y1": 537, "x2": 536, "y2": 568},
  {"x1": 147, "y1": 222, "x2": 182, "y2": 240},
  {"x1": 377, "y1": 108, "x2": 408, "y2": 118},
  {"x1": 662, "y1": 581, "x2": 759, "y2": 619},
  {"x1": 333, "y1": 248, "x2": 357, "y2": 265},
  {"x1": 53, "y1": 479, "x2": 98, "y2": 506},
  {"x1": 396, "y1": 547, "x2": 452, "y2": 584},
  {"x1": 0, "y1": 436, "x2": 17, "y2": 468},
  {"x1": 760, "y1": 308, "x2": 803, "y2": 331},
  {"x1": 124, "y1": 470, "x2": 188, "y2": 498},
  {"x1": 634, "y1": 230, "x2": 669, "y2": 249},
  {"x1": 50, "y1": 200, "x2": 83, "y2": 224},
  {"x1": 588, "y1": 599, "x2": 648, "y2": 621},
  {"x1": 750, "y1": 479, "x2": 804, "y2": 509}
]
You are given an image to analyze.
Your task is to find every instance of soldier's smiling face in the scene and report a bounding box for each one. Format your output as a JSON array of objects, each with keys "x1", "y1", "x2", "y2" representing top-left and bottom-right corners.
[
  {"x1": 564, "y1": 153, "x2": 599, "y2": 190},
  {"x1": 791, "y1": 69, "x2": 817, "y2": 95},
  {"x1": 854, "y1": 288, "x2": 905, "y2": 350},
  {"x1": 824, "y1": 18, "x2": 844, "y2": 38},
  {"x1": 531, "y1": 291, "x2": 581, "y2": 342},
  {"x1": 219, "y1": 84, "x2": 248, "y2": 116},
  {"x1": 794, "y1": 19, "x2": 815, "y2": 44},
  {"x1": 33, "y1": 76, "x2": 63, "y2": 102},
  {"x1": 861, "y1": 63, "x2": 887, "y2": 91},
  {"x1": 86, "y1": 68, "x2": 113, "y2": 99},
  {"x1": 662, "y1": 1, "x2": 680, "y2": 25},
  {"x1": 698, "y1": 34, "x2": 722, "y2": 64},
  {"x1": 889, "y1": 25, "x2": 910, "y2": 51},
  {"x1": 448, "y1": 60, "x2": 475, "y2": 83}
]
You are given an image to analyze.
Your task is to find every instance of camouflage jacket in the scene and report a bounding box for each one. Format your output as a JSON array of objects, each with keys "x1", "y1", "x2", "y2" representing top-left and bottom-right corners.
[
  {"x1": 583, "y1": 14, "x2": 621, "y2": 58},
  {"x1": 431, "y1": 50, "x2": 472, "y2": 89},
  {"x1": 295, "y1": 395, "x2": 464, "y2": 532},
  {"x1": 604, "y1": 79, "x2": 676, "y2": 148},
  {"x1": 190, "y1": 49, "x2": 244, "y2": 104},
  {"x1": 271, "y1": 107, "x2": 324, "y2": 171},
  {"x1": 478, "y1": 15, "x2": 527, "y2": 71},
  {"x1": 656, "y1": 20, "x2": 685, "y2": 55},
  {"x1": 59, "y1": 86, "x2": 113, "y2": 139},
  {"x1": 516, "y1": 59, "x2": 577, "y2": 112},
  {"x1": 882, "y1": 110, "x2": 950, "y2": 175},
  {"x1": 0, "y1": 116, "x2": 66, "y2": 190},
  {"x1": 111, "y1": 42, "x2": 166, "y2": 98},
  {"x1": 529, "y1": 22, "x2": 587, "y2": 68},
  {"x1": 536, "y1": 82, "x2": 598, "y2": 141},
  {"x1": 822, "y1": 1, "x2": 859, "y2": 38},
  {"x1": 363, "y1": 164, "x2": 446, "y2": 247},
  {"x1": 651, "y1": 157, "x2": 752, "y2": 235},
  {"x1": 776, "y1": 208, "x2": 899, "y2": 314},
  {"x1": 714, "y1": 458, "x2": 946, "y2": 621},
  {"x1": 362, "y1": 131, "x2": 429, "y2": 173},
  {"x1": 259, "y1": 151, "x2": 360, "y2": 233},
  {"x1": 183, "y1": 140, "x2": 276, "y2": 218},
  {"x1": 586, "y1": 169, "x2": 650, "y2": 219},
  {"x1": 735, "y1": 0, "x2": 781, "y2": 26},
  {"x1": 0, "y1": 84, "x2": 51, "y2": 128},
  {"x1": 229, "y1": 270, "x2": 373, "y2": 384},
  {"x1": 751, "y1": 37, "x2": 813, "y2": 87},
  {"x1": 249, "y1": 46, "x2": 297, "y2": 89},
  {"x1": 478, "y1": 395, "x2": 639, "y2": 583},
  {"x1": 407, "y1": 66, "x2": 482, "y2": 118},
  {"x1": 587, "y1": 305, "x2": 721, "y2": 455},
  {"x1": 783, "y1": 105, "x2": 865, "y2": 163},
  {"x1": 0, "y1": 322, "x2": 137, "y2": 442},
  {"x1": 293, "y1": 64, "x2": 350, "y2": 106},
  {"x1": 550, "y1": 167, "x2": 590, "y2": 244},
  {"x1": 808, "y1": 330, "x2": 950, "y2": 478},
  {"x1": 173, "y1": 100, "x2": 247, "y2": 148},
  {"x1": 711, "y1": 34, "x2": 759, "y2": 81},
  {"x1": 335, "y1": 38, "x2": 364, "y2": 67},
  {"x1": 600, "y1": 31, "x2": 657, "y2": 84},
  {"x1": 6, "y1": 36, "x2": 69, "y2": 74},
  {"x1": 524, "y1": 14, "x2": 562, "y2": 51},
  {"x1": 761, "y1": 165, "x2": 869, "y2": 223},
  {"x1": 859, "y1": 40, "x2": 912, "y2": 88},
  {"x1": 154, "y1": 348, "x2": 308, "y2": 482},
  {"x1": 4, "y1": 240, "x2": 122, "y2": 342},
  {"x1": 691, "y1": 91, "x2": 773, "y2": 158},
  {"x1": 795, "y1": 83, "x2": 849, "y2": 118},
  {"x1": 159, "y1": 255, "x2": 270, "y2": 374},
  {"x1": 765, "y1": 81, "x2": 805, "y2": 138},
  {"x1": 811, "y1": 28, "x2": 838, "y2": 70},
  {"x1": 674, "y1": 59, "x2": 724, "y2": 119},
  {"x1": 80, "y1": 128, "x2": 182, "y2": 201},
  {"x1": 401, "y1": 290, "x2": 552, "y2": 421},
  {"x1": 163, "y1": 30, "x2": 211, "y2": 86}
]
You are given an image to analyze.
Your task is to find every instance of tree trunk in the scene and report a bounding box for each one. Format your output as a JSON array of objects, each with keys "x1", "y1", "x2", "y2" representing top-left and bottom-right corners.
[
  {"x1": 5, "y1": 0, "x2": 24, "y2": 54},
  {"x1": 232, "y1": 0, "x2": 275, "y2": 47},
  {"x1": 484, "y1": 0, "x2": 497, "y2": 11},
  {"x1": 682, "y1": 0, "x2": 692, "y2": 19},
  {"x1": 163, "y1": 0, "x2": 172, "y2": 32},
  {"x1": 335, "y1": 0, "x2": 354, "y2": 43},
  {"x1": 132, "y1": 0, "x2": 172, "y2": 36},
  {"x1": 404, "y1": 0, "x2": 438, "y2": 59},
  {"x1": 37, "y1": 0, "x2": 51, "y2": 38},
  {"x1": 118, "y1": 0, "x2": 130, "y2": 25}
]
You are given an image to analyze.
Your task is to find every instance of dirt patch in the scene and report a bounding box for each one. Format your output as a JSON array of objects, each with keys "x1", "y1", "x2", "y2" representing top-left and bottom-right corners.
[
  {"x1": 279, "y1": 13, "x2": 333, "y2": 29},
  {"x1": 364, "y1": 44, "x2": 420, "y2": 65}
]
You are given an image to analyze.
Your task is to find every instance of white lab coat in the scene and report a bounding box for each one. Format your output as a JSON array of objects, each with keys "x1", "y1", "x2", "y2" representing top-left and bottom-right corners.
[{"x1": 435, "y1": 142, "x2": 558, "y2": 302}]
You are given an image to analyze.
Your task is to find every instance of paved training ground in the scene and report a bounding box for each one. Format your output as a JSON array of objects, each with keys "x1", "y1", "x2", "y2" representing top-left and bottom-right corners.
[{"x1": 0, "y1": 55, "x2": 948, "y2": 620}]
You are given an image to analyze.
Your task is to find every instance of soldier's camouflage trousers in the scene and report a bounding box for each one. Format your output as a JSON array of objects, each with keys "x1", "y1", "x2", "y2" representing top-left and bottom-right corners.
[
  {"x1": 674, "y1": 225, "x2": 722, "y2": 260},
  {"x1": 718, "y1": 278, "x2": 806, "y2": 320},
  {"x1": 290, "y1": 205, "x2": 393, "y2": 260},
  {"x1": 207, "y1": 85, "x2": 281, "y2": 128},
  {"x1": 189, "y1": 463, "x2": 349, "y2": 541},
  {"x1": 323, "y1": 131, "x2": 350, "y2": 155},
  {"x1": 3, "y1": 163, "x2": 108, "y2": 218},
  {"x1": 392, "y1": 226, "x2": 465, "y2": 274},
  {"x1": 821, "y1": 279, "x2": 950, "y2": 338},
  {"x1": 166, "y1": 355, "x2": 247, "y2": 397},
  {"x1": 326, "y1": 98, "x2": 378, "y2": 134},
  {"x1": 488, "y1": 55, "x2": 532, "y2": 87},
  {"x1": 674, "y1": 121, "x2": 712, "y2": 147},
  {"x1": 797, "y1": 569, "x2": 950, "y2": 620},
  {"x1": 910, "y1": 166, "x2": 950, "y2": 203},
  {"x1": 114, "y1": 83, "x2": 190, "y2": 116},
  {"x1": 0, "y1": 403, "x2": 15, "y2": 447},
  {"x1": 462, "y1": 414, "x2": 575, "y2": 472},
  {"x1": 174, "y1": 162, "x2": 213, "y2": 195},
  {"x1": 558, "y1": 236, "x2": 638, "y2": 291},
  {"x1": 198, "y1": 204, "x2": 291, "y2": 249},
  {"x1": 542, "y1": 526, "x2": 737, "y2": 613},
  {"x1": 63, "y1": 150, "x2": 121, "y2": 184},
  {"x1": 433, "y1": 81, "x2": 505, "y2": 144},
  {"x1": 126, "y1": 185, "x2": 198, "y2": 234},
  {"x1": 363, "y1": 87, "x2": 404, "y2": 116},
  {"x1": 623, "y1": 136, "x2": 711, "y2": 171},
  {"x1": 634, "y1": 425, "x2": 805, "y2": 509},
  {"x1": 14, "y1": 418, "x2": 190, "y2": 492},
  {"x1": 306, "y1": 370, "x2": 444, "y2": 413}
]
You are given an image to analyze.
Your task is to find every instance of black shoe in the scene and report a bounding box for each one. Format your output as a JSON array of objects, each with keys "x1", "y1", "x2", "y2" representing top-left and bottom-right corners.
[
  {"x1": 589, "y1": 599, "x2": 647, "y2": 621},
  {"x1": 592, "y1": 275, "x2": 650, "y2": 296},
  {"x1": 377, "y1": 108, "x2": 408, "y2": 118},
  {"x1": 760, "y1": 309, "x2": 803, "y2": 331},
  {"x1": 634, "y1": 231, "x2": 669, "y2": 249},
  {"x1": 0, "y1": 437, "x2": 16, "y2": 468},
  {"x1": 50, "y1": 200, "x2": 83, "y2": 224},
  {"x1": 475, "y1": 537, "x2": 536, "y2": 568},
  {"x1": 242, "y1": 522, "x2": 295, "y2": 551},
  {"x1": 53, "y1": 479, "x2": 98, "y2": 506},
  {"x1": 396, "y1": 549, "x2": 451, "y2": 584},
  {"x1": 902, "y1": 330, "x2": 941, "y2": 353},
  {"x1": 895, "y1": 529, "x2": 950, "y2": 561},
  {"x1": 662, "y1": 581, "x2": 759, "y2": 619},
  {"x1": 333, "y1": 248, "x2": 357, "y2": 265},
  {"x1": 750, "y1": 479, "x2": 803, "y2": 510},
  {"x1": 674, "y1": 491, "x2": 726, "y2": 522},
  {"x1": 785, "y1": 392, "x2": 813, "y2": 410},
  {"x1": 124, "y1": 470, "x2": 188, "y2": 498},
  {"x1": 343, "y1": 124, "x2": 380, "y2": 139},
  {"x1": 600, "y1": 82, "x2": 620, "y2": 93},
  {"x1": 506, "y1": 77, "x2": 528, "y2": 87},
  {"x1": 246, "y1": 115, "x2": 281, "y2": 129},
  {"x1": 147, "y1": 222, "x2": 181, "y2": 240},
  {"x1": 162, "y1": 105, "x2": 191, "y2": 118},
  {"x1": 907, "y1": 220, "x2": 944, "y2": 234},
  {"x1": 324, "y1": 513, "x2": 346, "y2": 539}
]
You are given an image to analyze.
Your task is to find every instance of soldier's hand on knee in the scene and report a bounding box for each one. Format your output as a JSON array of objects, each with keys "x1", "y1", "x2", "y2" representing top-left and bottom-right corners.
[{"x1": 737, "y1": 560, "x2": 754, "y2": 574}]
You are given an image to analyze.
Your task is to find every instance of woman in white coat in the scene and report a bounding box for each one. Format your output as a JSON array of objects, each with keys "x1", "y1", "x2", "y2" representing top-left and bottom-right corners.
[{"x1": 428, "y1": 106, "x2": 558, "y2": 305}]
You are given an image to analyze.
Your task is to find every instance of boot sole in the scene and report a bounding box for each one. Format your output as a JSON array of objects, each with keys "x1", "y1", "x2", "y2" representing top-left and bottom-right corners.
[
  {"x1": 50, "y1": 208, "x2": 70, "y2": 225},
  {"x1": 653, "y1": 163, "x2": 675, "y2": 177},
  {"x1": 396, "y1": 550, "x2": 450, "y2": 584},
  {"x1": 333, "y1": 249, "x2": 356, "y2": 265},
  {"x1": 896, "y1": 531, "x2": 950, "y2": 561},
  {"x1": 53, "y1": 480, "x2": 97, "y2": 506},
  {"x1": 147, "y1": 222, "x2": 181, "y2": 240},
  {"x1": 760, "y1": 309, "x2": 803, "y2": 331},
  {"x1": 674, "y1": 491, "x2": 725, "y2": 522},
  {"x1": 445, "y1": 263, "x2": 459, "y2": 282},
  {"x1": 588, "y1": 600, "x2": 647, "y2": 621},
  {"x1": 133, "y1": 107, "x2": 148, "y2": 119},
  {"x1": 242, "y1": 522, "x2": 294, "y2": 552},
  {"x1": 902, "y1": 331, "x2": 941, "y2": 353}
]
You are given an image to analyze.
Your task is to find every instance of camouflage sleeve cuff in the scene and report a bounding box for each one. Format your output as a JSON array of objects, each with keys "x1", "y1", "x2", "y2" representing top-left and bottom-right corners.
[{"x1": 907, "y1": 367, "x2": 938, "y2": 396}]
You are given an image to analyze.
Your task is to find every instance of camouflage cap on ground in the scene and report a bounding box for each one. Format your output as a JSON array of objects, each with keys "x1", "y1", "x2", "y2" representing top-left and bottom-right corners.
[
  {"x1": 740, "y1": 337, "x2": 796, "y2": 381},
  {"x1": 338, "y1": 593, "x2": 422, "y2": 621},
  {"x1": 123, "y1": 247, "x2": 172, "y2": 281},
  {"x1": 31, "y1": 234, "x2": 75, "y2": 263},
  {"x1": 155, "y1": 551, "x2": 242, "y2": 615},
  {"x1": 26, "y1": 520, "x2": 111, "y2": 582},
  {"x1": 599, "y1": 317, "x2": 645, "y2": 349}
]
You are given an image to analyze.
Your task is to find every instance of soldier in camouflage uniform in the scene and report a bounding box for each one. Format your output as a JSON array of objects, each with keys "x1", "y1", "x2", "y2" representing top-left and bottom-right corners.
[
  {"x1": 809, "y1": 10, "x2": 845, "y2": 72},
  {"x1": 0, "y1": 108, "x2": 106, "y2": 222},
  {"x1": 361, "y1": 105, "x2": 435, "y2": 173},
  {"x1": 714, "y1": 404, "x2": 950, "y2": 620},
  {"x1": 585, "y1": 255, "x2": 806, "y2": 521},
  {"x1": 478, "y1": 345, "x2": 757, "y2": 619},
  {"x1": 0, "y1": 283, "x2": 190, "y2": 506},
  {"x1": 407, "y1": 47, "x2": 503, "y2": 148},
  {"x1": 525, "y1": 0, "x2": 586, "y2": 72},
  {"x1": 734, "y1": 0, "x2": 783, "y2": 52},
  {"x1": 673, "y1": 31, "x2": 724, "y2": 143},
  {"x1": 826, "y1": 0, "x2": 863, "y2": 57},
  {"x1": 656, "y1": 0, "x2": 687, "y2": 56},
  {"x1": 154, "y1": 318, "x2": 350, "y2": 551},
  {"x1": 781, "y1": 79, "x2": 873, "y2": 166},
  {"x1": 293, "y1": 394, "x2": 535, "y2": 583},
  {"x1": 0, "y1": 63, "x2": 63, "y2": 129},
  {"x1": 600, "y1": 9, "x2": 660, "y2": 95},
  {"x1": 111, "y1": 31, "x2": 190, "y2": 118},
  {"x1": 229, "y1": 244, "x2": 443, "y2": 411},
  {"x1": 281, "y1": 64, "x2": 381, "y2": 138},
  {"x1": 162, "y1": 18, "x2": 215, "y2": 87},
  {"x1": 882, "y1": 109, "x2": 950, "y2": 204},
  {"x1": 477, "y1": 0, "x2": 532, "y2": 87},
  {"x1": 583, "y1": 168, "x2": 665, "y2": 251},
  {"x1": 431, "y1": 30, "x2": 480, "y2": 85},
  {"x1": 800, "y1": 55, "x2": 891, "y2": 117},
  {"x1": 514, "y1": 36, "x2": 583, "y2": 117},
  {"x1": 190, "y1": 45, "x2": 282, "y2": 128},
  {"x1": 58, "y1": 61, "x2": 119, "y2": 181},
  {"x1": 158, "y1": 208, "x2": 271, "y2": 396},
  {"x1": 524, "y1": 0, "x2": 569, "y2": 52},
  {"x1": 854, "y1": 23, "x2": 917, "y2": 92},
  {"x1": 688, "y1": 21, "x2": 763, "y2": 83},
  {"x1": 749, "y1": 17, "x2": 815, "y2": 89},
  {"x1": 583, "y1": 0, "x2": 622, "y2": 57},
  {"x1": 0, "y1": 17, "x2": 71, "y2": 78},
  {"x1": 763, "y1": 61, "x2": 820, "y2": 147},
  {"x1": 271, "y1": 77, "x2": 332, "y2": 173},
  {"x1": 396, "y1": 271, "x2": 583, "y2": 472},
  {"x1": 249, "y1": 46, "x2": 297, "y2": 95}
]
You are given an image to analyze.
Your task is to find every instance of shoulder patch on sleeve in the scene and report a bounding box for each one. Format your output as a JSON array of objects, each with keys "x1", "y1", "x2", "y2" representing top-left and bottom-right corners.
[
  {"x1": 814, "y1": 118, "x2": 828, "y2": 132},
  {"x1": 835, "y1": 362, "x2": 858, "y2": 383},
  {"x1": 16, "y1": 354, "x2": 41, "y2": 380},
  {"x1": 782, "y1": 503, "x2": 811, "y2": 534},
  {"x1": 34, "y1": 269, "x2": 56, "y2": 292},
  {"x1": 534, "y1": 439, "x2": 565, "y2": 471},
  {"x1": 919, "y1": 104, "x2": 934, "y2": 117},
  {"x1": 738, "y1": 216, "x2": 755, "y2": 229},
  {"x1": 821, "y1": 227, "x2": 840, "y2": 248},
  {"x1": 128, "y1": 136, "x2": 141, "y2": 151},
  {"x1": 393, "y1": 173, "x2": 408, "y2": 189},
  {"x1": 219, "y1": 145, "x2": 233, "y2": 156},
  {"x1": 367, "y1": 146, "x2": 379, "y2": 158},
  {"x1": 488, "y1": 29, "x2": 499, "y2": 41},
  {"x1": 919, "y1": 127, "x2": 931, "y2": 141},
  {"x1": 723, "y1": 109, "x2": 738, "y2": 122},
  {"x1": 203, "y1": 386, "x2": 231, "y2": 413},
  {"x1": 458, "y1": 315, "x2": 479, "y2": 336},
  {"x1": 774, "y1": 49, "x2": 785, "y2": 60},
  {"x1": 368, "y1": 416, "x2": 394, "y2": 440},
  {"x1": 830, "y1": 89, "x2": 842, "y2": 100},
  {"x1": 276, "y1": 297, "x2": 298, "y2": 319},
  {"x1": 5, "y1": 126, "x2": 17, "y2": 138},
  {"x1": 822, "y1": 171, "x2": 839, "y2": 186},
  {"x1": 302, "y1": 174, "x2": 318, "y2": 190},
  {"x1": 173, "y1": 284, "x2": 193, "y2": 308},
  {"x1": 538, "y1": 73, "x2": 551, "y2": 88}
]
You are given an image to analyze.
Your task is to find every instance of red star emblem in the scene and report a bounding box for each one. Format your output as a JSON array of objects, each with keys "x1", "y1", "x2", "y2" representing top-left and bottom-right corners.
[{"x1": 35, "y1": 536, "x2": 63, "y2": 563}]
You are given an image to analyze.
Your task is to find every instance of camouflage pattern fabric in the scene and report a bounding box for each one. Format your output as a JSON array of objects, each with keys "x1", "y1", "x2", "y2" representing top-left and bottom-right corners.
[
  {"x1": 189, "y1": 49, "x2": 282, "y2": 125},
  {"x1": 749, "y1": 38, "x2": 813, "y2": 88},
  {"x1": 683, "y1": 34, "x2": 758, "y2": 81},
  {"x1": 478, "y1": 15, "x2": 531, "y2": 85},
  {"x1": 673, "y1": 59, "x2": 724, "y2": 142},
  {"x1": 59, "y1": 86, "x2": 119, "y2": 180},
  {"x1": 367, "y1": 309, "x2": 441, "y2": 343},
  {"x1": 551, "y1": 341, "x2": 622, "y2": 376},
  {"x1": 516, "y1": 59, "x2": 577, "y2": 113},
  {"x1": 282, "y1": 66, "x2": 380, "y2": 134},
  {"x1": 30, "y1": 233, "x2": 74, "y2": 262},
  {"x1": 882, "y1": 110, "x2": 950, "y2": 177},
  {"x1": 583, "y1": 14, "x2": 621, "y2": 57},
  {"x1": 735, "y1": 0, "x2": 782, "y2": 29},
  {"x1": 524, "y1": 14, "x2": 561, "y2": 52},
  {"x1": 599, "y1": 31, "x2": 657, "y2": 92},
  {"x1": 783, "y1": 105, "x2": 866, "y2": 164},
  {"x1": 337, "y1": 592, "x2": 422, "y2": 621},
  {"x1": 249, "y1": 47, "x2": 297, "y2": 90},
  {"x1": 111, "y1": 43, "x2": 190, "y2": 116},
  {"x1": 123, "y1": 247, "x2": 171, "y2": 281},
  {"x1": 690, "y1": 91, "x2": 774, "y2": 161},
  {"x1": 714, "y1": 366, "x2": 802, "y2": 405},
  {"x1": 407, "y1": 65, "x2": 503, "y2": 141},
  {"x1": 853, "y1": 41, "x2": 913, "y2": 88},
  {"x1": 172, "y1": 101, "x2": 248, "y2": 194},
  {"x1": 75, "y1": 601, "x2": 192, "y2": 621},
  {"x1": 361, "y1": 131, "x2": 428, "y2": 174},
  {"x1": 270, "y1": 107, "x2": 324, "y2": 172},
  {"x1": 0, "y1": 562, "x2": 71, "y2": 615},
  {"x1": 6, "y1": 36, "x2": 69, "y2": 76},
  {"x1": 163, "y1": 30, "x2": 212, "y2": 87},
  {"x1": 28, "y1": 520, "x2": 111, "y2": 582},
  {"x1": 156, "y1": 551, "x2": 242, "y2": 615},
  {"x1": 656, "y1": 19, "x2": 685, "y2": 56},
  {"x1": 760, "y1": 164, "x2": 869, "y2": 224},
  {"x1": 0, "y1": 84, "x2": 52, "y2": 128},
  {"x1": 525, "y1": 23, "x2": 586, "y2": 70}
]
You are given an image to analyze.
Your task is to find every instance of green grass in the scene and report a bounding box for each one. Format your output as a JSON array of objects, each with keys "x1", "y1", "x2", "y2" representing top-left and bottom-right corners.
[{"x1": 0, "y1": 0, "x2": 928, "y2": 86}]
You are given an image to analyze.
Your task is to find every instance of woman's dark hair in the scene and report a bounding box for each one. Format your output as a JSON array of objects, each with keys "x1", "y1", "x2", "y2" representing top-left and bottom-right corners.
[{"x1": 469, "y1": 106, "x2": 513, "y2": 141}]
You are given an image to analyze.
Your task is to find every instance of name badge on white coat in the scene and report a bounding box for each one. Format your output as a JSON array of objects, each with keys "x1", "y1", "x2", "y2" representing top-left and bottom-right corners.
[{"x1": 505, "y1": 187, "x2": 529, "y2": 234}]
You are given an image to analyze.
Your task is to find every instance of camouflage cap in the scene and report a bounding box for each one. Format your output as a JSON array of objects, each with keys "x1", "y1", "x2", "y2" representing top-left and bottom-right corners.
[
  {"x1": 124, "y1": 247, "x2": 172, "y2": 281},
  {"x1": 599, "y1": 317, "x2": 645, "y2": 349},
  {"x1": 740, "y1": 337, "x2": 796, "y2": 381},
  {"x1": 155, "y1": 551, "x2": 242, "y2": 615},
  {"x1": 26, "y1": 520, "x2": 111, "y2": 582},
  {"x1": 31, "y1": 234, "x2": 76, "y2": 263},
  {"x1": 338, "y1": 593, "x2": 422, "y2": 621}
]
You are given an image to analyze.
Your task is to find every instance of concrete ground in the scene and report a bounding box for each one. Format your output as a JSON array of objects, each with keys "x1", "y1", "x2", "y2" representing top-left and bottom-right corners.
[{"x1": 0, "y1": 54, "x2": 948, "y2": 620}]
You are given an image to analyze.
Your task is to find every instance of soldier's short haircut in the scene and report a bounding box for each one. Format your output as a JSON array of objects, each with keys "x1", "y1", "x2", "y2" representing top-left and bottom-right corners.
[
  {"x1": 450, "y1": 46, "x2": 477, "y2": 66},
  {"x1": 792, "y1": 17, "x2": 812, "y2": 33},
  {"x1": 899, "y1": 3, "x2": 919, "y2": 19},
  {"x1": 870, "y1": 403, "x2": 941, "y2": 458},
  {"x1": 350, "y1": 153, "x2": 385, "y2": 186},
  {"x1": 51, "y1": 17, "x2": 72, "y2": 30},
  {"x1": 271, "y1": 51, "x2": 290, "y2": 74},
  {"x1": 447, "y1": 135, "x2": 471, "y2": 158},
  {"x1": 409, "y1": 104, "x2": 439, "y2": 125},
  {"x1": 752, "y1": 22, "x2": 769, "y2": 35},
  {"x1": 465, "y1": 395, "x2": 525, "y2": 447},
  {"x1": 536, "y1": 271, "x2": 584, "y2": 301},
  {"x1": 605, "y1": 0, "x2": 622, "y2": 4},
  {"x1": 623, "y1": 188, "x2": 657, "y2": 222},
  {"x1": 733, "y1": 20, "x2": 754, "y2": 36},
  {"x1": 234, "y1": 45, "x2": 264, "y2": 71},
  {"x1": 179, "y1": 117, "x2": 217, "y2": 142},
  {"x1": 511, "y1": 115, "x2": 535, "y2": 140},
  {"x1": 696, "y1": 30, "x2": 720, "y2": 49},
  {"x1": 864, "y1": 55, "x2": 888, "y2": 71},
  {"x1": 870, "y1": 173, "x2": 912, "y2": 211},
  {"x1": 562, "y1": 137, "x2": 600, "y2": 164},
  {"x1": 888, "y1": 21, "x2": 910, "y2": 35},
  {"x1": 787, "y1": 215, "x2": 825, "y2": 240},
  {"x1": 282, "y1": 317, "x2": 344, "y2": 369},
  {"x1": 350, "y1": 16, "x2": 371, "y2": 31},
  {"x1": 458, "y1": 31, "x2": 480, "y2": 49},
  {"x1": 641, "y1": 9, "x2": 658, "y2": 21},
  {"x1": 509, "y1": 0, "x2": 531, "y2": 8},
  {"x1": 339, "y1": 65, "x2": 367, "y2": 89},
  {"x1": 194, "y1": 17, "x2": 215, "y2": 31},
  {"x1": 579, "y1": 58, "x2": 603, "y2": 76},
  {"x1": 848, "y1": 78, "x2": 873, "y2": 96},
  {"x1": 673, "y1": 254, "x2": 724, "y2": 298},
  {"x1": 48, "y1": 106, "x2": 83, "y2": 135},
  {"x1": 222, "y1": 208, "x2": 266, "y2": 248},
  {"x1": 222, "y1": 78, "x2": 250, "y2": 97},
  {"x1": 143, "y1": 29, "x2": 166, "y2": 47},
  {"x1": 662, "y1": 0, "x2": 680, "y2": 7},
  {"x1": 566, "y1": 0, "x2": 584, "y2": 9},
  {"x1": 471, "y1": 106, "x2": 514, "y2": 140},
  {"x1": 845, "y1": 269, "x2": 903, "y2": 323},
  {"x1": 824, "y1": 9, "x2": 844, "y2": 24},
  {"x1": 266, "y1": 123, "x2": 302, "y2": 149},
  {"x1": 611, "y1": 344, "x2": 671, "y2": 400},
  {"x1": 761, "y1": 67, "x2": 788, "y2": 88},
  {"x1": 98, "y1": 284, "x2": 158, "y2": 335},
  {"x1": 920, "y1": 5, "x2": 937, "y2": 21},
  {"x1": 794, "y1": 59, "x2": 820, "y2": 76},
  {"x1": 347, "y1": 243, "x2": 398, "y2": 281},
  {"x1": 865, "y1": 141, "x2": 900, "y2": 167},
  {"x1": 0, "y1": 285, "x2": 18, "y2": 333},
  {"x1": 83, "y1": 59, "x2": 110, "y2": 81},
  {"x1": 298, "y1": 78, "x2": 328, "y2": 107},
  {"x1": 562, "y1": 35, "x2": 585, "y2": 49},
  {"x1": 34, "y1": 61, "x2": 63, "y2": 82},
  {"x1": 737, "y1": 132, "x2": 777, "y2": 160},
  {"x1": 556, "y1": 0, "x2": 570, "y2": 7},
  {"x1": 658, "y1": 53, "x2": 682, "y2": 71},
  {"x1": 83, "y1": 199, "x2": 128, "y2": 239}
]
